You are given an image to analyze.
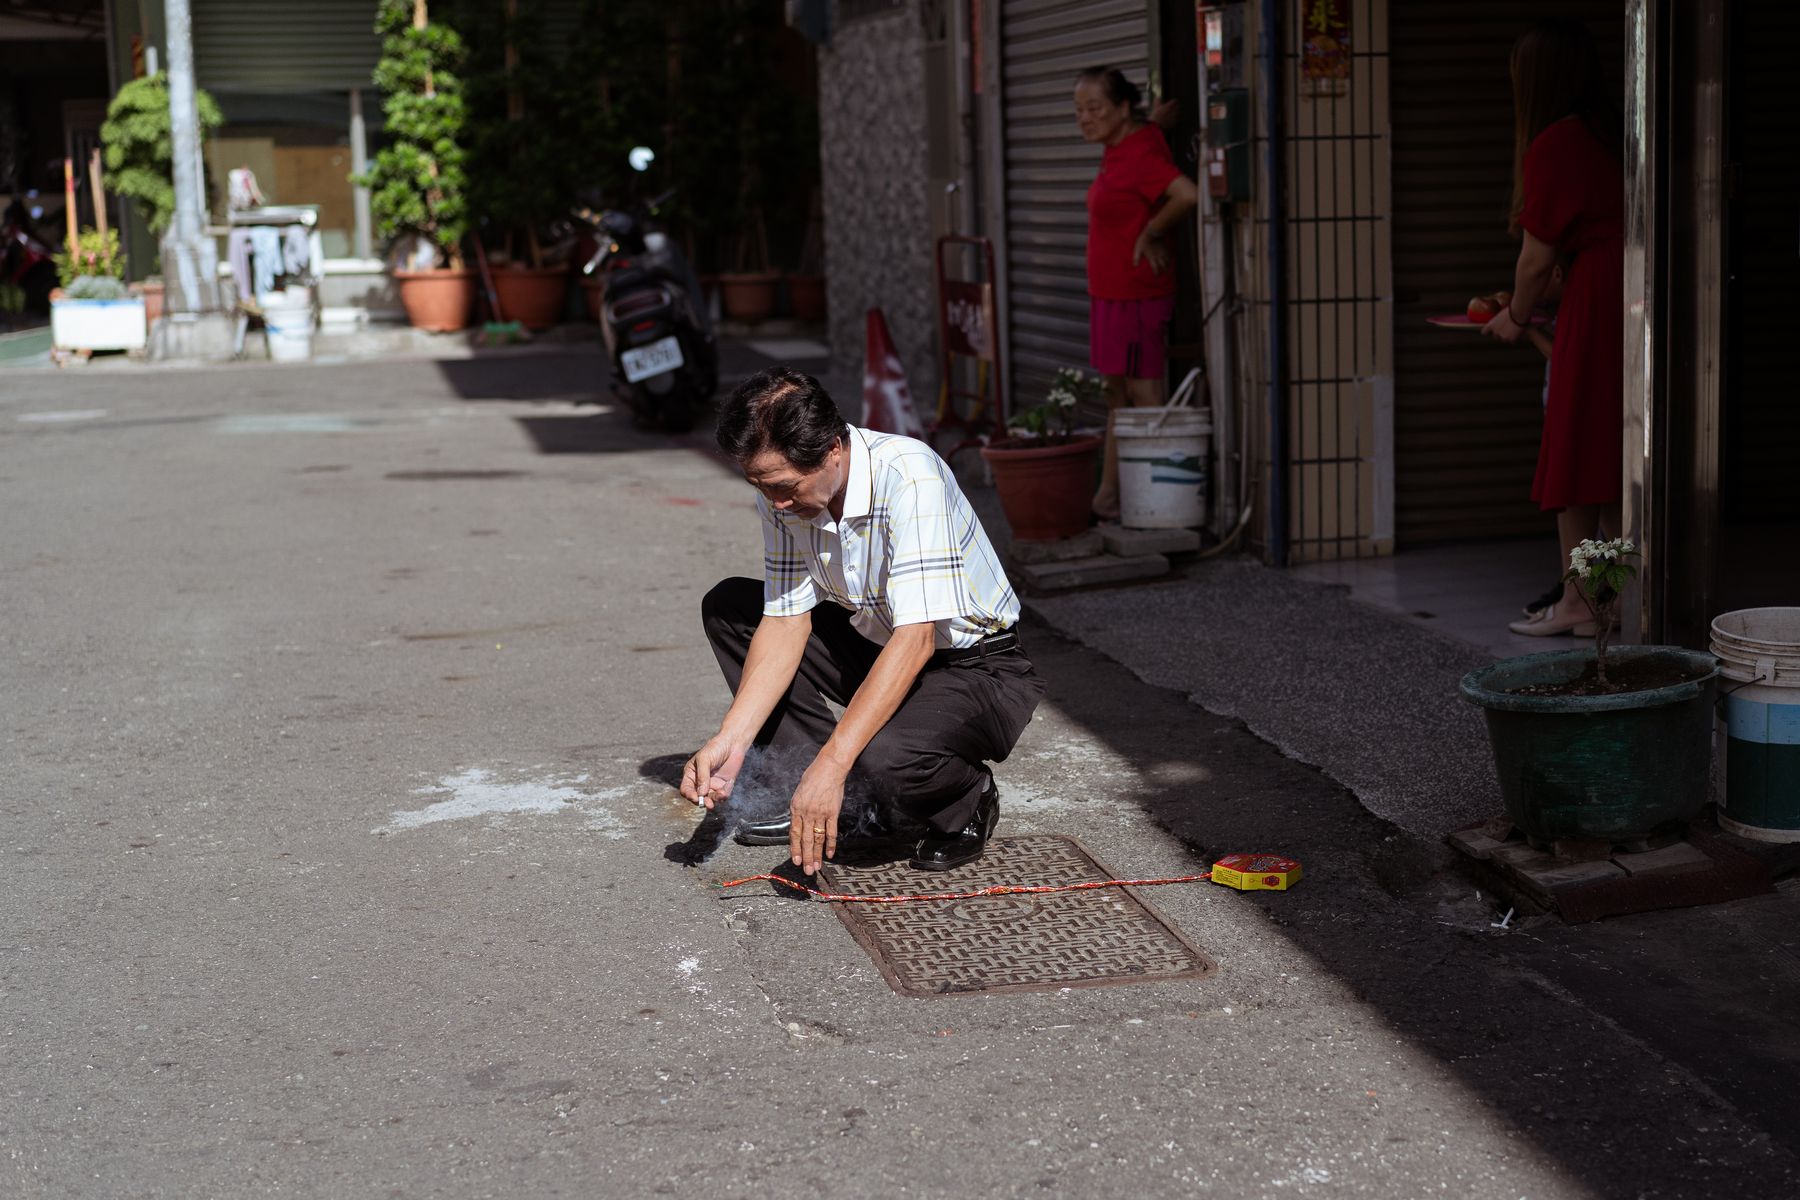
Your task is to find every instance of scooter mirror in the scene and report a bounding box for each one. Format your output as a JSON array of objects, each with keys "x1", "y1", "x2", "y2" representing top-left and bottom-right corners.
[{"x1": 628, "y1": 146, "x2": 655, "y2": 173}]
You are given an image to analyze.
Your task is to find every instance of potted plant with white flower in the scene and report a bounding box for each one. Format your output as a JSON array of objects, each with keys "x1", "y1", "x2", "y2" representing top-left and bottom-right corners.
[
  {"x1": 49, "y1": 228, "x2": 146, "y2": 355},
  {"x1": 1459, "y1": 538, "x2": 1720, "y2": 847},
  {"x1": 980, "y1": 367, "x2": 1104, "y2": 542}
]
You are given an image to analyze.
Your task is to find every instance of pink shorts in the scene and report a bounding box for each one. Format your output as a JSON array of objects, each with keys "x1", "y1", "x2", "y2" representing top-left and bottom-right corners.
[{"x1": 1089, "y1": 295, "x2": 1175, "y2": 380}]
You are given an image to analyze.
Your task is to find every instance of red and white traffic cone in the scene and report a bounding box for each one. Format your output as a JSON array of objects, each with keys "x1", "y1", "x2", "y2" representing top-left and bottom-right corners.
[{"x1": 862, "y1": 308, "x2": 926, "y2": 438}]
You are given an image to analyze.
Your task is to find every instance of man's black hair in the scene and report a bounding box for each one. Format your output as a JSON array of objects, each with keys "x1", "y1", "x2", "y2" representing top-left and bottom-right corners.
[{"x1": 715, "y1": 367, "x2": 849, "y2": 470}]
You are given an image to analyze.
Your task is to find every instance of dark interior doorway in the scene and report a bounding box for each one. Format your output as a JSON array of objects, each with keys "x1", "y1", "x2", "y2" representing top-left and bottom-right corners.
[
  {"x1": 1387, "y1": 4, "x2": 1623, "y2": 547},
  {"x1": 1717, "y1": 0, "x2": 1800, "y2": 615}
]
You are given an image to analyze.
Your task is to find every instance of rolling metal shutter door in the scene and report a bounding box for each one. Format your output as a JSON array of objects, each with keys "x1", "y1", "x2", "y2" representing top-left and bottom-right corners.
[
  {"x1": 189, "y1": 1, "x2": 585, "y2": 94},
  {"x1": 191, "y1": 1, "x2": 383, "y2": 93},
  {"x1": 1000, "y1": 0, "x2": 1148, "y2": 415},
  {"x1": 1388, "y1": 3, "x2": 1621, "y2": 545}
]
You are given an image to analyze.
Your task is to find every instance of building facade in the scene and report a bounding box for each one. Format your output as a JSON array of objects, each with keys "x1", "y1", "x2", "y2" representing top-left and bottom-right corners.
[{"x1": 816, "y1": 1, "x2": 1791, "y2": 646}]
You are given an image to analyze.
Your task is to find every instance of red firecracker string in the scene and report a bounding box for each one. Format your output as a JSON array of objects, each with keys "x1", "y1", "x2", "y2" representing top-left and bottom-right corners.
[{"x1": 716, "y1": 872, "x2": 1213, "y2": 904}]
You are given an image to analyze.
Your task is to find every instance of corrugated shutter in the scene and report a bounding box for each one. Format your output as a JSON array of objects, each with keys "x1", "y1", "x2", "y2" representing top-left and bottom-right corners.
[
  {"x1": 1387, "y1": 3, "x2": 1621, "y2": 545},
  {"x1": 191, "y1": 1, "x2": 382, "y2": 93},
  {"x1": 999, "y1": 0, "x2": 1148, "y2": 416},
  {"x1": 189, "y1": 1, "x2": 585, "y2": 95},
  {"x1": 1725, "y1": 0, "x2": 1800, "y2": 521}
]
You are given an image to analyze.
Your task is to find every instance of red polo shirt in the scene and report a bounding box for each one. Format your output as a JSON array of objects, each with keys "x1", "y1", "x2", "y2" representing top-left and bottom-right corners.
[{"x1": 1085, "y1": 124, "x2": 1183, "y2": 300}]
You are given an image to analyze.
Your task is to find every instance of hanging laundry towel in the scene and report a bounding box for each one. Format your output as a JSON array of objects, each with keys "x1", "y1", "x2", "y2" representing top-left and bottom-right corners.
[
  {"x1": 283, "y1": 224, "x2": 312, "y2": 278},
  {"x1": 227, "y1": 227, "x2": 255, "y2": 302},
  {"x1": 247, "y1": 227, "x2": 283, "y2": 299}
]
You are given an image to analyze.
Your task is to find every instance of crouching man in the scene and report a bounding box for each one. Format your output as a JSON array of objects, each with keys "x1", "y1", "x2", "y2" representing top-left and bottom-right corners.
[{"x1": 680, "y1": 368, "x2": 1044, "y2": 875}]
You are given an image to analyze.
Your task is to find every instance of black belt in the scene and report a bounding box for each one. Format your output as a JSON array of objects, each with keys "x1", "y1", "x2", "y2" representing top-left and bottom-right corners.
[{"x1": 933, "y1": 628, "x2": 1020, "y2": 664}]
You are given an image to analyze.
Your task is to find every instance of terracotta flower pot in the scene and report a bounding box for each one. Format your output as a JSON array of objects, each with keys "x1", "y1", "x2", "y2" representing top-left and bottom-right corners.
[
  {"x1": 786, "y1": 273, "x2": 826, "y2": 322},
  {"x1": 980, "y1": 435, "x2": 1103, "y2": 542},
  {"x1": 394, "y1": 268, "x2": 477, "y2": 332},
  {"x1": 491, "y1": 264, "x2": 569, "y2": 331},
  {"x1": 135, "y1": 279, "x2": 165, "y2": 326},
  {"x1": 580, "y1": 275, "x2": 605, "y2": 323},
  {"x1": 719, "y1": 272, "x2": 779, "y2": 324}
]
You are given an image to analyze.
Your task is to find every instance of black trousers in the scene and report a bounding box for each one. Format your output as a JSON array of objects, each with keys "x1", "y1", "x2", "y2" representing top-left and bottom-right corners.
[{"x1": 701, "y1": 578, "x2": 1046, "y2": 833}]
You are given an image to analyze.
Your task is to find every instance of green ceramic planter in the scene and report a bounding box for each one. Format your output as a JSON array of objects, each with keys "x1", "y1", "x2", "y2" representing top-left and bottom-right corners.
[{"x1": 1459, "y1": 646, "x2": 1719, "y2": 845}]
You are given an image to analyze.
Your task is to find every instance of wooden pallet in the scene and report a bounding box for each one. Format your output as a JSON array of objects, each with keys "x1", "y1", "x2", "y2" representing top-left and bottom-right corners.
[{"x1": 1448, "y1": 817, "x2": 1774, "y2": 924}]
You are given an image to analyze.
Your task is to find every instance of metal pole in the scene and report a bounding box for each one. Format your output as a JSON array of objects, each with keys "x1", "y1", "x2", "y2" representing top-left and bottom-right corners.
[
  {"x1": 351, "y1": 88, "x2": 374, "y2": 261},
  {"x1": 1260, "y1": 0, "x2": 1288, "y2": 567},
  {"x1": 1621, "y1": 0, "x2": 1654, "y2": 644},
  {"x1": 161, "y1": 0, "x2": 220, "y2": 313}
]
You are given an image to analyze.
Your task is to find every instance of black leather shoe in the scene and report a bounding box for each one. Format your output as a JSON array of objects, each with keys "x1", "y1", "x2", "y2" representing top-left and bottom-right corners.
[
  {"x1": 733, "y1": 816, "x2": 792, "y2": 846},
  {"x1": 909, "y1": 781, "x2": 999, "y2": 872}
]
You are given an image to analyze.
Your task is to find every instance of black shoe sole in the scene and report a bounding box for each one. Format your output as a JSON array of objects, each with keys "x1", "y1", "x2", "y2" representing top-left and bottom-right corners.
[{"x1": 733, "y1": 828, "x2": 791, "y2": 846}]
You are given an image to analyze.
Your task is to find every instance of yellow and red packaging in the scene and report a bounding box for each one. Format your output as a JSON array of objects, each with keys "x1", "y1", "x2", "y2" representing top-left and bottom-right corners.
[{"x1": 1210, "y1": 853, "x2": 1302, "y2": 892}]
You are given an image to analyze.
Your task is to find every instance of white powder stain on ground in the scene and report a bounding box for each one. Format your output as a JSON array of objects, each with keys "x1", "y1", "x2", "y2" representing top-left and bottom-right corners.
[
  {"x1": 662, "y1": 947, "x2": 738, "y2": 1021},
  {"x1": 375, "y1": 768, "x2": 641, "y2": 836}
]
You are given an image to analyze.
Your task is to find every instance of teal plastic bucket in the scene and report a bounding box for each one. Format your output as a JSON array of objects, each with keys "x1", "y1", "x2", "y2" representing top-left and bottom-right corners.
[
  {"x1": 1460, "y1": 646, "x2": 1719, "y2": 845},
  {"x1": 1711, "y1": 608, "x2": 1800, "y2": 843}
]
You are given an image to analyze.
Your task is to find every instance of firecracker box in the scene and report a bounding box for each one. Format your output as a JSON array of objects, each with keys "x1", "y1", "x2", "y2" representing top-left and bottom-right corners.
[{"x1": 1210, "y1": 853, "x2": 1302, "y2": 892}]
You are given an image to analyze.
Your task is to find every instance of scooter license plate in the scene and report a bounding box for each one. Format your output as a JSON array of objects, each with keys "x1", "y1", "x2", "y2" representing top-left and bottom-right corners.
[{"x1": 621, "y1": 336, "x2": 685, "y2": 383}]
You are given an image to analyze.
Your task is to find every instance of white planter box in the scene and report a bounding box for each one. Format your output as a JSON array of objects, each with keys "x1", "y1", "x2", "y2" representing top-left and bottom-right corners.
[{"x1": 51, "y1": 297, "x2": 148, "y2": 352}]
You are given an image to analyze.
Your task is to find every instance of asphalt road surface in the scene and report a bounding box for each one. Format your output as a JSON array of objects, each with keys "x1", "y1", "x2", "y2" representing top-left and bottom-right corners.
[{"x1": 4, "y1": 350, "x2": 1796, "y2": 1198}]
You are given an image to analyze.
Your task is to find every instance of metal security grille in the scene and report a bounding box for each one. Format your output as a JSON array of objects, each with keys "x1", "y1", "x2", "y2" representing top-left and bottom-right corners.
[
  {"x1": 1387, "y1": 2, "x2": 1622, "y2": 545},
  {"x1": 1277, "y1": 0, "x2": 1391, "y2": 561},
  {"x1": 998, "y1": 0, "x2": 1149, "y2": 417}
]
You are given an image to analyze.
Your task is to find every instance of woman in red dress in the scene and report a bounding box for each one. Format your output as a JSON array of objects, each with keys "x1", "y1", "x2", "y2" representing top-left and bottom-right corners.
[
  {"x1": 1484, "y1": 19, "x2": 1623, "y2": 637},
  {"x1": 1076, "y1": 67, "x2": 1199, "y2": 522}
]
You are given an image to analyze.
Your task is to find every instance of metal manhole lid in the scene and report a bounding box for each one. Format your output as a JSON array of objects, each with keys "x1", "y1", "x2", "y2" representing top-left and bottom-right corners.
[{"x1": 818, "y1": 835, "x2": 1217, "y2": 997}]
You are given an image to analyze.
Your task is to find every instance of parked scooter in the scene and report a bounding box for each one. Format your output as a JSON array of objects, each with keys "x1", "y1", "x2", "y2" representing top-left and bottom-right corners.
[
  {"x1": 575, "y1": 153, "x2": 717, "y2": 432},
  {"x1": 2, "y1": 199, "x2": 58, "y2": 318}
]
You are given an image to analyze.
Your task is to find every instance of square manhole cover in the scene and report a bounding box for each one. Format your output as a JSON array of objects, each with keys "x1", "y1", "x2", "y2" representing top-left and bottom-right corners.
[{"x1": 818, "y1": 835, "x2": 1217, "y2": 997}]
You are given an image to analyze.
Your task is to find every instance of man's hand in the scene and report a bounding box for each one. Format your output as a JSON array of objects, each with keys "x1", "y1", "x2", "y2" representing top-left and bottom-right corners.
[
  {"x1": 1133, "y1": 227, "x2": 1170, "y2": 273},
  {"x1": 788, "y1": 759, "x2": 847, "y2": 875},
  {"x1": 681, "y1": 735, "x2": 745, "y2": 809}
]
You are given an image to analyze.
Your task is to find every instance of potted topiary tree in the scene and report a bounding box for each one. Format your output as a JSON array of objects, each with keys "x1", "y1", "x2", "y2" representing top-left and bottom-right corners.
[
  {"x1": 359, "y1": 0, "x2": 475, "y2": 332},
  {"x1": 556, "y1": 0, "x2": 660, "y2": 322},
  {"x1": 1460, "y1": 540, "x2": 1721, "y2": 847},
  {"x1": 980, "y1": 368, "x2": 1105, "y2": 542},
  {"x1": 719, "y1": 211, "x2": 778, "y2": 323},
  {"x1": 99, "y1": 70, "x2": 224, "y2": 322},
  {"x1": 460, "y1": 0, "x2": 571, "y2": 330}
]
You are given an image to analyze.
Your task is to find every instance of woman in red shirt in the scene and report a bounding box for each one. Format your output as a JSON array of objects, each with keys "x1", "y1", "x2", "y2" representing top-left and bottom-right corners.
[
  {"x1": 1077, "y1": 67, "x2": 1199, "y2": 522},
  {"x1": 1483, "y1": 20, "x2": 1624, "y2": 637}
]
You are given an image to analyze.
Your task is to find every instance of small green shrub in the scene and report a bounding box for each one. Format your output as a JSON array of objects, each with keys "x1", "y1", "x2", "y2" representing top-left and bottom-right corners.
[
  {"x1": 1010, "y1": 367, "x2": 1103, "y2": 442},
  {"x1": 54, "y1": 229, "x2": 126, "y2": 287},
  {"x1": 63, "y1": 275, "x2": 131, "y2": 300},
  {"x1": 1565, "y1": 538, "x2": 1640, "y2": 688}
]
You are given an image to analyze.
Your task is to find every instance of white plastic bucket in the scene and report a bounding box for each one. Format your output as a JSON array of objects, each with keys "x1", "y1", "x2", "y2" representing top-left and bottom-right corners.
[
  {"x1": 1116, "y1": 406, "x2": 1211, "y2": 529},
  {"x1": 1709, "y1": 607, "x2": 1800, "y2": 842},
  {"x1": 263, "y1": 292, "x2": 314, "y2": 362}
]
